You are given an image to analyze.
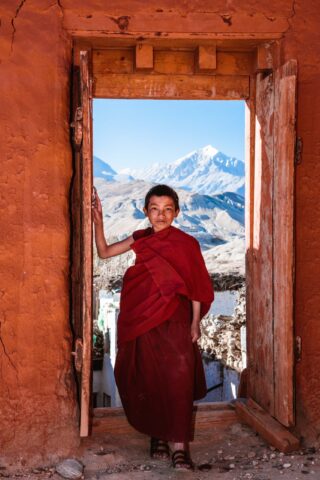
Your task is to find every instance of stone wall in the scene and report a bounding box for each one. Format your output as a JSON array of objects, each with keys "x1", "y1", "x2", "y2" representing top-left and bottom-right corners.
[
  {"x1": 1, "y1": 0, "x2": 320, "y2": 464},
  {"x1": 200, "y1": 288, "x2": 246, "y2": 371}
]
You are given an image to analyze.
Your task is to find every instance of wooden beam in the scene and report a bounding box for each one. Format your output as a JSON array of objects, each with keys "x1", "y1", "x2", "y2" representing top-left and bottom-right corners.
[
  {"x1": 93, "y1": 49, "x2": 255, "y2": 76},
  {"x1": 235, "y1": 399, "x2": 300, "y2": 453},
  {"x1": 64, "y1": 11, "x2": 289, "y2": 36},
  {"x1": 198, "y1": 45, "x2": 216, "y2": 71},
  {"x1": 256, "y1": 43, "x2": 273, "y2": 71},
  {"x1": 92, "y1": 403, "x2": 238, "y2": 436},
  {"x1": 135, "y1": 44, "x2": 153, "y2": 70},
  {"x1": 75, "y1": 35, "x2": 283, "y2": 53},
  {"x1": 94, "y1": 73, "x2": 249, "y2": 99}
]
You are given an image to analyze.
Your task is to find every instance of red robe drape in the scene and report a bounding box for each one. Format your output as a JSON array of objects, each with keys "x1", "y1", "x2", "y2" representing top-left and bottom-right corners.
[
  {"x1": 115, "y1": 226, "x2": 214, "y2": 442},
  {"x1": 117, "y1": 225, "x2": 214, "y2": 345}
]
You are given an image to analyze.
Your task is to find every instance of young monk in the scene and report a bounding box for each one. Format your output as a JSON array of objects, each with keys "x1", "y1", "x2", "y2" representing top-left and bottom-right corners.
[{"x1": 92, "y1": 184, "x2": 214, "y2": 470}]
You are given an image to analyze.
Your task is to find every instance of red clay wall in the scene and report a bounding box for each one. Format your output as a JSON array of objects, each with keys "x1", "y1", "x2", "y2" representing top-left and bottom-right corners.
[{"x1": 0, "y1": 0, "x2": 320, "y2": 465}]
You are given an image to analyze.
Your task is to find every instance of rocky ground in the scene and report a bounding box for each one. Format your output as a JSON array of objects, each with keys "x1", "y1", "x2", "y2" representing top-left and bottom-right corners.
[{"x1": 1, "y1": 423, "x2": 320, "y2": 480}]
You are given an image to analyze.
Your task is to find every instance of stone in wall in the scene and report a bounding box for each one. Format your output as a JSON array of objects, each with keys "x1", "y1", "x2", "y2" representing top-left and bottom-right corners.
[{"x1": 199, "y1": 287, "x2": 246, "y2": 372}]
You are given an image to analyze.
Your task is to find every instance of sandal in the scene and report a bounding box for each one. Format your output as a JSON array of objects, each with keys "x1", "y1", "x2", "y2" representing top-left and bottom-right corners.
[
  {"x1": 172, "y1": 450, "x2": 194, "y2": 470},
  {"x1": 150, "y1": 437, "x2": 170, "y2": 459}
]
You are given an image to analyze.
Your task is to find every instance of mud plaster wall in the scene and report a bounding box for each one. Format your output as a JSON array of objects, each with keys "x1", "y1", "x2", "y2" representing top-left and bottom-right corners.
[{"x1": 0, "y1": 0, "x2": 320, "y2": 465}]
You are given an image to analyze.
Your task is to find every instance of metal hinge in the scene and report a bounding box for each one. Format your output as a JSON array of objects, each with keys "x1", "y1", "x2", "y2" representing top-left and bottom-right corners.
[
  {"x1": 295, "y1": 336, "x2": 302, "y2": 362},
  {"x1": 71, "y1": 338, "x2": 83, "y2": 372},
  {"x1": 295, "y1": 136, "x2": 303, "y2": 165},
  {"x1": 70, "y1": 106, "x2": 83, "y2": 151}
]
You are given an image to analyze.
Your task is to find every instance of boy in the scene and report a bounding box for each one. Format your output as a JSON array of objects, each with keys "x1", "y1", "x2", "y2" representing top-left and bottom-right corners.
[{"x1": 92, "y1": 184, "x2": 214, "y2": 470}]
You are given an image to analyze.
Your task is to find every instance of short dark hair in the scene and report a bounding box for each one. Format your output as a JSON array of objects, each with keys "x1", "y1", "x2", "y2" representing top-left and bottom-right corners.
[{"x1": 144, "y1": 184, "x2": 180, "y2": 211}]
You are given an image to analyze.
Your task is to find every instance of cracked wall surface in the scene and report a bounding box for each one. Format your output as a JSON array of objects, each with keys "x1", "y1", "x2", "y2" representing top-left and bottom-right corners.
[
  {"x1": 0, "y1": 0, "x2": 78, "y2": 466},
  {"x1": 0, "y1": 0, "x2": 320, "y2": 465}
]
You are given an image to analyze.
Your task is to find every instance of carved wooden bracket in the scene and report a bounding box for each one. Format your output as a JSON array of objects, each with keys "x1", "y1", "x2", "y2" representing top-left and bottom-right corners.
[
  {"x1": 135, "y1": 44, "x2": 153, "y2": 70},
  {"x1": 256, "y1": 43, "x2": 274, "y2": 72},
  {"x1": 198, "y1": 45, "x2": 216, "y2": 72}
]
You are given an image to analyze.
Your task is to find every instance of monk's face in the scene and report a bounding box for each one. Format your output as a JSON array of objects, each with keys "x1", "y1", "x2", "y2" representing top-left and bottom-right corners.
[{"x1": 143, "y1": 195, "x2": 179, "y2": 232}]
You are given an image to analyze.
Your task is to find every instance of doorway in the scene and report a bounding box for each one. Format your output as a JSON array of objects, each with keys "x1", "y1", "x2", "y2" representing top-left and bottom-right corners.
[
  {"x1": 92, "y1": 98, "x2": 246, "y2": 408},
  {"x1": 70, "y1": 40, "x2": 297, "y2": 447}
]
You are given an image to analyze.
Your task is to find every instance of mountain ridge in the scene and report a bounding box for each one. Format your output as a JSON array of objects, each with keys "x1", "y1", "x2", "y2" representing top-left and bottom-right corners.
[{"x1": 119, "y1": 145, "x2": 245, "y2": 196}]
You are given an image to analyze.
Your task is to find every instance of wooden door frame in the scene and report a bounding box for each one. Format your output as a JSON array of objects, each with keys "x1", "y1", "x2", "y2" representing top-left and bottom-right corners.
[{"x1": 71, "y1": 36, "x2": 297, "y2": 448}]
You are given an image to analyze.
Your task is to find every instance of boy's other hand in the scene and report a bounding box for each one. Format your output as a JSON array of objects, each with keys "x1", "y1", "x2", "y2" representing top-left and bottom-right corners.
[
  {"x1": 92, "y1": 188, "x2": 103, "y2": 225},
  {"x1": 190, "y1": 320, "x2": 201, "y2": 343}
]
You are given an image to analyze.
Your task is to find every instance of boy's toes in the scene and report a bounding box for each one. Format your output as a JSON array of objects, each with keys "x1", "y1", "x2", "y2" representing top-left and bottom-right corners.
[
  {"x1": 172, "y1": 450, "x2": 194, "y2": 470},
  {"x1": 150, "y1": 438, "x2": 170, "y2": 460}
]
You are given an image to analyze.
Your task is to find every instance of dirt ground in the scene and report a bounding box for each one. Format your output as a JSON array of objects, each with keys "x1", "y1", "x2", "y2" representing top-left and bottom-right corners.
[{"x1": 1, "y1": 422, "x2": 320, "y2": 480}]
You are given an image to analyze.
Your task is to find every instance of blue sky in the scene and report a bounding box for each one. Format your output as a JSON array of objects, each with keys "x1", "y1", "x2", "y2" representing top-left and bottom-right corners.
[{"x1": 93, "y1": 99, "x2": 245, "y2": 171}]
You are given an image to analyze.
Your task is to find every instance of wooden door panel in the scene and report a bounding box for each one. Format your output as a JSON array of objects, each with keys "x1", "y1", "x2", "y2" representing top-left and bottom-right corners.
[
  {"x1": 71, "y1": 50, "x2": 93, "y2": 438},
  {"x1": 79, "y1": 50, "x2": 93, "y2": 437},
  {"x1": 249, "y1": 71, "x2": 275, "y2": 415},
  {"x1": 70, "y1": 66, "x2": 83, "y2": 378},
  {"x1": 247, "y1": 60, "x2": 296, "y2": 428},
  {"x1": 273, "y1": 60, "x2": 297, "y2": 427},
  {"x1": 243, "y1": 59, "x2": 297, "y2": 446}
]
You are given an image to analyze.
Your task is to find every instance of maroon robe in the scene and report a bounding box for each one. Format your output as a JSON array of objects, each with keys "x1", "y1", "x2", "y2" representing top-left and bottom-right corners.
[{"x1": 114, "y1": 225, "x2": 214, "y2": 442}]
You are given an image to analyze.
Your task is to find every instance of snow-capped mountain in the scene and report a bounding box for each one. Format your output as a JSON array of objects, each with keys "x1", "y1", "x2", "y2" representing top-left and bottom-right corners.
[
  {"x1": 94, "y1": 156, "x2": 134, "y2": 183},
  {"x1": 94, "y1": 156, "x2": 116, "y2": 181},
  {"x1": 94, "y1": 177, "x2": 245, "y2": 274},
  {"x1": 93, "y1": 148, "x2": 245, "y2": 275},
  {"x1": 120, "y1": 145, "x2": 245, "y2": 196}
]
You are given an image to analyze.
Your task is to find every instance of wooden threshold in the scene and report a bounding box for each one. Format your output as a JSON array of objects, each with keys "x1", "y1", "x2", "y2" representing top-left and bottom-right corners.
[
  {"x1": 235, "y1": 399, "x2": 300, "y2": 453},
  {"x1": 92, "y1": 402, "x2": 238, "y2": 436}
]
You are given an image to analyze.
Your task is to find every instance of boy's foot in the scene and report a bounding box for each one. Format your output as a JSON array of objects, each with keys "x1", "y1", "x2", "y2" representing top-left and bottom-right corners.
[
  {"x1": 172, "y1": 450, "x2": 194, "y2": 470},
  {"x1": 150, "y1": 438, "x2": 170, "y2": 459}
]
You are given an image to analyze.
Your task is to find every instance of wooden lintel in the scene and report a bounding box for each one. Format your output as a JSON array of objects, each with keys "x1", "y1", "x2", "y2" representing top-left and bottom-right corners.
[
  {"x1": 198, "y1": 45, "x2": 216, "y2": 71},
  {"x1": 94, "y1": 73, "x2": 249, "y2": 100},
  {"x1": 93, "y1": 49, "x2": 255, "y2": 76},
  {"x1": 256, "y1": 43, "x2": 274, "y2": 72},
  {"x1": 74, "y1": 34, "x2": 283, "y2": 54},
  {"x1": 235, "y1": 399, "x2": 300, "y2": 453},
  {"x1": 92, "y1": 403, "x2": 238, "y2": 436},
  {"x1": 135, "y1": 44, "x2": 153, "y2": 70}
]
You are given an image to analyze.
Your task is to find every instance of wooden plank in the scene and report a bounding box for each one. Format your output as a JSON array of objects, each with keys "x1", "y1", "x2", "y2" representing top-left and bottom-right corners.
[
  {"x1": 245, "y1": 76, "x2": 256, "y2": 393},
  {"x1": 235, "y1": 399, "x2": 300, "y2": 453},
  {"x1": 154, "y1": 50, "x2": 195, "y2": 74},
  {"x1": 93, "y1": 49, "x2": 134, "y2": 74},
  {"x1": 64, "y1": 11, "x2": 289, "y2": 35},
  {"x1": 256, "y1": 43, "x2": 274, "y2": 71},
  {"x1": 93, "y1": 49, "x2": 254, "y2": 76},
  {"x1": 94, "y1": 73, "x2": 249, "y2": 99},
  {"x1": 198, "y1": 45, "x2": 216, "y2": 71},
  {"x1": 249, "y1": 72, "x2": 274, "y2": 414},
  {"x1": 70, "y1": 65, "x2": 83, "y2": 393},
  {"x1": 135, "y1": 44, "x2": 153, "y2": 70},
  {"x1": 92, "y1": 403, "x2": 238, "y2": 436},
  {"x1": 273, "y1": 60, "x2": 297, "y2": 427},
  {"x1": 215, "y1": 51, "x2": 255, "y2": 75},
  {"x1": 79, "y1": 50, "x2": 93, "y2": 438},
  {"x1": 75, "y1": 36, "x2": 283, "y2": 53}
]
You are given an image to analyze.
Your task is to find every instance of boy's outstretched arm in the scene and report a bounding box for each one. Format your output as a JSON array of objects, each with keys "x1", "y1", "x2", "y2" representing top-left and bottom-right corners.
[
  {"x1": 92, "y1": 191, "x2": 134, "y2": 258},
  {"x1": 191, "y1": 300, "x2": 201, "y2": 343}
]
